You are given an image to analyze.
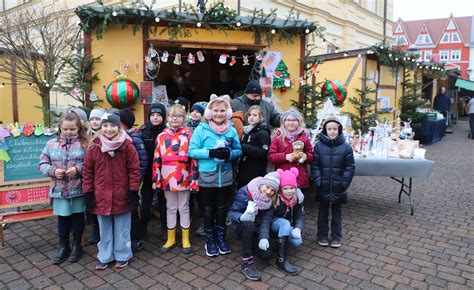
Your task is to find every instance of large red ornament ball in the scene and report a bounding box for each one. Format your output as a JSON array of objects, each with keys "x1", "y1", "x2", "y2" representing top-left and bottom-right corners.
[
  {"x1": 321, "y1": 80, "x2": 347, "y2": 106},
  {"x1": 106, "y1": 77, "x2": 139, "y2": 109}
]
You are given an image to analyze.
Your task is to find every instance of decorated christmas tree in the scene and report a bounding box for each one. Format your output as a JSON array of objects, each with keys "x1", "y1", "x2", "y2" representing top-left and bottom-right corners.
[
  {"x1": 400, "y1": 68, "x2": 426, "y2": 128},
  {"x1": 347, "y1": 82, "x2": 379, "y2": 132},
  {"x1": 273, "y1": 60, "x2": 293, "y2": 91}
]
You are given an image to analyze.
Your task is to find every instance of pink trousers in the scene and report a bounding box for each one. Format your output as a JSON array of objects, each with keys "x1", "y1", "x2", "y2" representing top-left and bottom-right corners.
[{"x1": 164, "y1": 190, "x2": 191, "y2": 229}]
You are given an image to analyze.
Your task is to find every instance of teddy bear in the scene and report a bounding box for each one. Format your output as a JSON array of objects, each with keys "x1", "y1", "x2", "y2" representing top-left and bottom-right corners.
[{"x1": 291, "y1": 141, "x2": 306, "y2": 164}]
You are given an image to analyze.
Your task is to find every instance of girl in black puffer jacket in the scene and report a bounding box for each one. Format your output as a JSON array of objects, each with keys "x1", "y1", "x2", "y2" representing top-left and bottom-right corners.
[
  {"x1": 311, "y1": 119, "x2": 354, "y2": 249},
  {"x1": 237, "y1": 105, "x2": 271, "y2": 190}
]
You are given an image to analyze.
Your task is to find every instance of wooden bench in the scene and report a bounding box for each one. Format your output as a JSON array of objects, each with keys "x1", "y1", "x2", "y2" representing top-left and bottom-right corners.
[{"x1": 0, "y1": 184, "x2": 52, "y2": 247}]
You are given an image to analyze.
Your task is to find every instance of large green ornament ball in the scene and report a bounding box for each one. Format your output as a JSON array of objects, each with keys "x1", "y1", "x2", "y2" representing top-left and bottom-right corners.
[
  {"x1": 106, "y1": 77, "x2": 139, "y2": 109},
  {"x1": 322, "y1": 80, "x2": 347, "y2": 106}
]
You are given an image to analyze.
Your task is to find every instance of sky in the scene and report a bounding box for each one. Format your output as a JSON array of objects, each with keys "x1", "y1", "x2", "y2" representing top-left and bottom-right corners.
[{"x1": 393, "y1": 0, "x2": 474, "y2": 21}]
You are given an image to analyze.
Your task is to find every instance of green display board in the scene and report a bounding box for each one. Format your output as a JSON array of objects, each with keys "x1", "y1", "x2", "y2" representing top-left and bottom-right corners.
[{"x1": 3, "y1": 134, "x2": 56, "y2": 182}]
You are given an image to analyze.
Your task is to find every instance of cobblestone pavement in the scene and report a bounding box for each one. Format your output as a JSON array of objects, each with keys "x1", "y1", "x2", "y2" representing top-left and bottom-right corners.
[{"x1": 1, "y1": 121, "x2": 473, "y2": 289}]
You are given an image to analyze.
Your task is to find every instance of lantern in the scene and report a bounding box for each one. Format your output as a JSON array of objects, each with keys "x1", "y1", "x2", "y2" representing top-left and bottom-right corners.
[
  {"x1": 321, "y1": 80, "x2": 347, "y2": 106},
  {"x1": 106, "y1": 76, "x2": 139, "y2": 109}
]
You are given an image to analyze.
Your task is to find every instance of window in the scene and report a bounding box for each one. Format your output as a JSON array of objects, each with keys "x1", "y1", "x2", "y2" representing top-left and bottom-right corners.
[
  {"x1": 395, "y1": 24, "x2": 403, "y2": 33},
  {"x1": 0, "y1": 0, "x2": 4, "y2": 12},
  {"x1": 424, "y1": 51, "x2": 432, "y2": 61},
  {"x1": 451, "y1": 50, "x2": 461, "y2": 60},
  {"x1": 416, "y1": 35, "x2": 424, "y2": 44},
  {"x1": 441, "y1": 33, "x2": 450, "y2": 43},
  {"x1": 424, "y1": 35, "x2": 432, "y2": 44},
  {"x1": 416, "y1": 34, "x2": 432, "y2": 44},
  {"x1": 399, "y1": 35, "x2": 407, "y2": 45},
  {"x1": 392, "y1": 36, "x2": 398, "y2": 44},
  {"x1": 440, "y1": 51, "x2": 449, "y2": 61},
  {"x1": 451, "y1": 32, "x2": 461, "y2": 43}
]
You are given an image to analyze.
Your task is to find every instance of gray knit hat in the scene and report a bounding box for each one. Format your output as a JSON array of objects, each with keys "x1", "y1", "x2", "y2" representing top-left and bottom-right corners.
[
  {"x1": 101, "y1": 112, "x2": 121, "y2": 127},
  {"x1": 73, "y1": 108, "x2": 88, "y2": 123},
  {"x1": 262, "y1": 171, "x2": 280, "y2": 191},
  {"x1": 89, "y1": 108, "x2": 105, "y2": 120}
]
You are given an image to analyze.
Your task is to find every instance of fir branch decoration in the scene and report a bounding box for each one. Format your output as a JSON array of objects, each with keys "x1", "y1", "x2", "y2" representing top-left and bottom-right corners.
[{"x1": 347, "y1": 83, "x2": 379, "y2": 132}]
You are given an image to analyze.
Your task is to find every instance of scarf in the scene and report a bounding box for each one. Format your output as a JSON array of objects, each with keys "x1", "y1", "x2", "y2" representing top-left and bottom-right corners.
[
  {"x1": 280, "y1": 192, "x2": 297, "y2": 208},
  {"x1": 99, "y1": 131, "x2": 126, "y2": 157},
  {"x1": 209, "y1": 120, "x2": 230, "y2": 135},
  {"x1": 243, "y1": 124, "x2": 256, "y2": 135},
  {"x1": 247, "y1": 177, "x2": 273, "y2": 214},
  {"x1": 189, "y1": 119, "x2": 200, "y2": 128},
  {"x1": 285, "y1": 128, "x2": 304, "y2": 143}
]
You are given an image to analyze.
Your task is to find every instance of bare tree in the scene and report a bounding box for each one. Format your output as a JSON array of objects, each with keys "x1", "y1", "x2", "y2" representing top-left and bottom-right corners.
[{"x1": 0, "y1": 5, "x2": 81, "y2": 126}]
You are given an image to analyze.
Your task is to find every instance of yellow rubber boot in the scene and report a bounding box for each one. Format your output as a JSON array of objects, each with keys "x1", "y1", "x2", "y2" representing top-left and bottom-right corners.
[
  {"x1": 182, "y1": 228, "x2": 192, "y2": 254},
  {"x1": 159, "y1": 228, "x2": 176, "y2": 253}
]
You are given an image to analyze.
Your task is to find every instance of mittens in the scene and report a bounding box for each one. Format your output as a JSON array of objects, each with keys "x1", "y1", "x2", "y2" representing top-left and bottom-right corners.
[
  {"x1": 84, "y1": 192, "x2": 96, "y2": 210},
  {"x1": 291, "y1": 227, "x2": 302, "y2": 239},
  {"x1": 0, "y1": 124, "x2": 10, "y2": 139},
  {"x1": 22, "y1": 122, "x2": 34, "y2": 137},
  {"x1": 258, "y1": 238, "x2": 269, "y2": 251},
  {"x1": 239, "y1": 202, "x2": 256, "y2": 222},
  {"x1": 209, "y1": 148, "x2": 230, "y2": 160},
  {"x1": 127, "y1": 190, "x2": 140, "y2": 209}
]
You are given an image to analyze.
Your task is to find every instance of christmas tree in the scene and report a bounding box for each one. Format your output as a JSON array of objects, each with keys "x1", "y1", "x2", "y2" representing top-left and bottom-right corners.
[
  {"x1": 347, "y1": 82, "x2": 379, "y2": 132},
  {"x1": 273, "y1": 60, "x2": 292, "y2": 91},
  {"x1": 399, "y1": 68, "x2": 426, "y2": 128}
]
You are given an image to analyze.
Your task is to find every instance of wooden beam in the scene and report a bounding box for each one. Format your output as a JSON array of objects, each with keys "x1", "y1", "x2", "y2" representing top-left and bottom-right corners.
[{"x1": 146, "y1": 39, "x2": 266, "y2": 51}]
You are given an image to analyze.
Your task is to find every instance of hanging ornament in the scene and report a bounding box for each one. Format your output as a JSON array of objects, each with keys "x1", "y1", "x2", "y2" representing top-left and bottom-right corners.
[
  {"x1": 256, "y1": 52, "x2": 263, "y2": 61},
  {"x1": 123, "y1": 63, "x2": 130, "y2": 72},
  {"x1": 89, "y1": 91, "x2": 99, "y2": 102},
  {"x1": 174, "y1": 53, "x2": 182, "y2": 65},
  {"x1": 284, "y1": 78, "x2": 292, "y2": 87},
  {"x1": 106, "y1": 75, "x2": 140, "y2": 109},
  {"x1": 242, "y1": 55, "x2": 250, "y2": 66},
  {"x1": 219, "y1": 54, "x2": 228, "y2": 64},
  {"x1": 161, "y1": 51, "x2": 169, "y2": 62},
  {"x1": 187, "y1": 53, "x2": 195, "y2": 64},
  {"x1": 102, "y1": 85, "x2": 107, "y2": 92},
  {"x1": 321, "y1": 80, "x2": 347, "y2": 106},
  {"x1": 229, "y1": 56, "x2": 236, "y2": 66},
  {"x1": 197, "y1": 51, "x2": 205, "y2": 62},
  {"x1": 135, "y1": 63, "x2": 140, "y2": 74}
]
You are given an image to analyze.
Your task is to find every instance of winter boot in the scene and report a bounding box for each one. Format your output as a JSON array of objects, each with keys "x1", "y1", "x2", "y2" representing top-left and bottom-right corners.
[
  {"x1": 216, "y1": 225, "x2": 231, "y2": 255},
  {"x1": 181, "y1": 227, "x2": 192, "y2": 254},
  {"x1": 241, "y1": 256, "x2": 261, "y2": 281},
  {"x1": 68, "y1": 235, "x2": 83, "y2": 262},
  {"x1": 53, "y1": 235, "x2": 71, "y2": 265},
  {"x1": 276, "y1": 237, "x2": 298, "y2": 275},
  {"x1": 159, "y1": 228, "x2": 176, "y2": 253},
  {"x1": 86, "y1": 223, "x2": 100, "y2": 245},
  {"x1": 204, "y1": 228, "x2": 219, "y2": 257}
]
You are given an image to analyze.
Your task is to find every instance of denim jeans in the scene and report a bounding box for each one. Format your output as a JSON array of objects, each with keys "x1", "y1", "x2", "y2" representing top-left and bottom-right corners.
[
  {"x1": 317, "y1": 201, "x2": 342, "y2": 240},
  {"x1": 271, "y1": 218, "x2": 302, "y2": 247},
  {"x1": 97, "y1": 212, "x2": 132, "y2": 263},
  {"x1": 469, "y1": 114, "x2": 474, "y2": 139}
]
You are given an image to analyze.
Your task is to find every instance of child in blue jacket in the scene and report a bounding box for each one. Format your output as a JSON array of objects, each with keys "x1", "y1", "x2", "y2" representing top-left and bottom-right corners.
[{"x1": 189, "y1": 94, "x2": 242, "y2": 257}]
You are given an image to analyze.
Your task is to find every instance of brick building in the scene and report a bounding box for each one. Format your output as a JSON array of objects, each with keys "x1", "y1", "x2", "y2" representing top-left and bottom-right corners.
[{"x1": 392, "y1": 15, "x2": 474, "y2": 80}]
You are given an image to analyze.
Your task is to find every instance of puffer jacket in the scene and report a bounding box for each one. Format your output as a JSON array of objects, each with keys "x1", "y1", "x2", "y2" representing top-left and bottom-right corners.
[
  {"x1": 152, "y1": 127, "x2": 199, "y2": 192},
  {"x1": 137, "y1": 122, "x2": 165, "y2": 186},
  {"x1": 228, "y1": 185, "x2": 274, "y2": 240},
  {"x1": 268, "y1": 130, "x2": 314, "y2": 188},
  {"x1": 188, "y1": 122, "x2": 242, "y2": 188},
  {"x1": 273, "y1": 194, "x2": 304, "y2": 231},
  {"x1": 237, "y1": 122, "x2": 271, "y2": 188},
  {"x1": 38, "y1": 137, "x2": 85, "y2": 199},
  {"x1": 311, "y1": 133, "x2": 355, "y2": 204},
  {"x1": 82, "y1": 137, "x2": 140, "y2": 216},
  {"x1": 231, "y1": 95, "x2": 281, "y2": 128},
  {"x1": 125, "y1": 128, "x2": 148, "y2": 181}
]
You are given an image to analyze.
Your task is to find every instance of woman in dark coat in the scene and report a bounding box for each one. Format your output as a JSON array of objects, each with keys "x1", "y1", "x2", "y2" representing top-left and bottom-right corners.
[
  {"x1": 311, "y1": 119, "x2": 354, "y2": 249},
  {"x1": 237, "y1": 105, "x2": 271, "y2": 189}
]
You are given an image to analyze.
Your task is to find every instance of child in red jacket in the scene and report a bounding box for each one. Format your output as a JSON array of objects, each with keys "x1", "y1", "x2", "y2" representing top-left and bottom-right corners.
[
  {"x1": 82, "y1": 112, "x2": 140, "y2": 270},
  {"x1": 268, "y1": 109, "x2": 313, "y2": 189}
]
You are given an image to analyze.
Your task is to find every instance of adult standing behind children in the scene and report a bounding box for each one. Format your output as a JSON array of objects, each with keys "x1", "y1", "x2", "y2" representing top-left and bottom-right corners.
[
  {"x1": 137, "y1": 103, "x2": 167, "y2": 239},
  {"x1": 39, "y1": 112, "x2": 89, "y2": 265},
  {"x1": 82, "y1": 112, "x2": 141, "y2": 270},
  {"x1": 231, "y1": 80, "x2": 281, "y2": 128},
  {"x1": 311, "y1": 119, "x2": 354, "y2": 248},
  {"x1": 268, "y1": 109, "x2": 314, "y2": 189},
  {"x1": 189, "y1": 94, "x2": 242, "y2": 257}
]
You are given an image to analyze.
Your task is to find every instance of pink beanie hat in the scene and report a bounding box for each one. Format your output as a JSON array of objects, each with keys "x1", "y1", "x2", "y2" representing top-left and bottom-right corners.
[{"x1": 277, "y1": 167, "x2": 299, "y2": 188}]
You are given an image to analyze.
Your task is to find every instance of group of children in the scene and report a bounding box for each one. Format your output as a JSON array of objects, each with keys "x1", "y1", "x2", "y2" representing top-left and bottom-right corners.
[{"x1": 38, "y1": 94, "x2": 355, "y2": 280}]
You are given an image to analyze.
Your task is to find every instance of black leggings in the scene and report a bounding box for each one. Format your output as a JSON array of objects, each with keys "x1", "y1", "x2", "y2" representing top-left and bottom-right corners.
[
  {"x1": 235, "y1": 221, "x2": 272, "y2": 259},
  {"x1": 57, "y1": 213, "x2": 85, "y2": 238},
  {"x1": 200, "y1": 186, "x2": 233, "y2": 230},
  {"x1": 140, "y1": 181, "x2": 166, "y2": 228}
]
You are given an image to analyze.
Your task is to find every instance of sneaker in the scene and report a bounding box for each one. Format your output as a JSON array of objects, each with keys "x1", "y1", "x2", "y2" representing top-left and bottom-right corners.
[
  {"x1": 205, "y1": 242, "x2": 219, "y2": 257},
  {"x1": 95, "y1": 261, "x2": 108, "y2": 271},
  {"x1": 330, "y1": 239, "x2": 341, "y2": 248},
  {"x1": 131, "y1": 240, "x2": 144, "y2": 252},
  {"x1": 241, "y1": 258, "x2": 261, "y2": 281},
  {"x1": 115, "y1": 260, "x2": 129, "y2": 269},
  {"x1": 317, "y1": 237, "x2": 329, "y2": 247}
]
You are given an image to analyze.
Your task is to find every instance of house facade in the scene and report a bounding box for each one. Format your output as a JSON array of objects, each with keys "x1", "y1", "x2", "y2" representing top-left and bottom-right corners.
[{"x1": 392, "y1": 15, "x2": 473, "y2": 80}]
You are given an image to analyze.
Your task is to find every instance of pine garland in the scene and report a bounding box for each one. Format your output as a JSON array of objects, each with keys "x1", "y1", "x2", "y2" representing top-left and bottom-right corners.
[{"x1": 75, "y1": 1, "x2": 325, "y2": 45}]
